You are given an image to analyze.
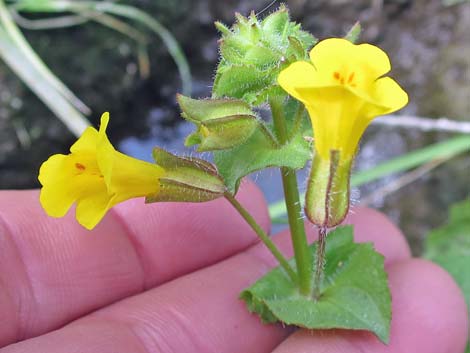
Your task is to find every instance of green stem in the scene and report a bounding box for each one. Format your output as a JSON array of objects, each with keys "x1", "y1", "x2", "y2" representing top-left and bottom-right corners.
[
  {"x1": 289, "y1": 103, "x2": 305, "y2": 140},
  {"x1": 313, "y1": 226, "x2": 327, "y2": 300},
  {"x1": 224, "y1": 192, "x2": 297, "y2": 283},
  {"x1": 270, "y1": 96, "x2": 313, "y2": 296}
]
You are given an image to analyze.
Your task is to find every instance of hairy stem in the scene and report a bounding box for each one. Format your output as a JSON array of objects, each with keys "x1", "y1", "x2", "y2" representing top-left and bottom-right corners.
[
  {"x1": 224, "y1": 192, "x2": 297, "y2": 283},
  {"x1": 313, "y1": 226, "x2": 327, "y2": 300},
  {"x1": 270, "y1": 96, "x2": 313, "y2": 296},
  {"x1": 289, "y1": 103, "x2": 305, "y2": 140}
]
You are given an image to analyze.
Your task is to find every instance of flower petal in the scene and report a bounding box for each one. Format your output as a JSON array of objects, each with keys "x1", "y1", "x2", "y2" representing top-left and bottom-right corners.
[
  {"x1": 309, "y1": 38, "x2": 391, "y2": 80},
  {"x1": 277, "y1": 61, "x2": 318, "y2": 104},
  {"x1": 40, "y1": 184, "x2": 76, "y2": 218},
  {"x1": 38, "y1": 111, "x2": 169, "y2": 230},
  {"x1": 99, "y1": 112, "x2": 110, "y2": 134},
  {"x1": 95, "y1": 112, "x2": 118, "y2": 189},
  {"x1": 75, "y1": 186, "x2": 112, "y2": 230},
  {"x1": 38, "y1": 154, "x2": 73, "y2": 186},
  {"x1": 370, "y1": 76, "x2": 409, "y2": 115},
  {"x1": 299, "y1": 86, "x2": 365, "y2": 160},
  {"x1": 107, "y1": 151, "x2": 163, "y2": 200},
  {"x1": 96, "y1": 138, "x2": 116, "y2": 190},
  {"x1": 356, "y1": 43, "x2": 391, "y2": 77},
  {"x1": 38, "y1": 154, "x2": 77, "y2": 217},
  {"x1": 70, "y1": 127, "x2": 99, "y2": 153},
  {"x1": 309, "y1": 38, "x2": 354, "y2": 69}
]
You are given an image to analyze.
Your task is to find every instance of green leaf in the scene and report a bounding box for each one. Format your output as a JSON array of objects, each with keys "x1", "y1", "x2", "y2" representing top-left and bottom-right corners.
[
  {"x1": 214, "y1": 124, "x2": 311, "y2": 193},
  {"x1": 261, "y1": 5, "x2": 315, "y2": 51},
  {"x1": 213, "y1": 65, "x2": 276, "y2": 104},
  {"x1": 261, "y1": 4, "x2": 289, "y2": 34},
  {"x1": 344, "y1": 22, "x2": 361, "y2": 43},
  {"x1": 214, "y1": 21, "x2": 231, "y2": 36},
  {"x1": 425, "y1": 200, "x2": 470, "y2": 259},
  {"x1": 184, "y1": 132, "x2": 202, "y2": 147},
  {"x1": 286, "y1": 36, "x2": 306, "y2": 60},
  {"x1": 244, "y1": 45, "x2": 280, "y2": 67},
  {"x1": 424, "y1": 199, "x2": 470, "y2": 307},
  {"x1": 241, "y1": 226, "x2": 391, "y2": 343}
]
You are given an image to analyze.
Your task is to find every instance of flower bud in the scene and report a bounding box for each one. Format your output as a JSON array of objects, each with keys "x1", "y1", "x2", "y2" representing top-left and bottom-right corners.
[{"x1": 177, "y1": 94, "x2": 259, "y2": 151}]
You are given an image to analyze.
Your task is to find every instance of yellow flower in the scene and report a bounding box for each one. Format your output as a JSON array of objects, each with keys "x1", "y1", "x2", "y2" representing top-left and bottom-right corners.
[
  {"x1": 278, "y1": 37, "x2": 408, "y2": 161},
  {"x1": 278, "y1": 38, "x2": 408, "y2": 227},
  {"x1": 38, "y1": 112, "x2": 165, "y2": 230}
]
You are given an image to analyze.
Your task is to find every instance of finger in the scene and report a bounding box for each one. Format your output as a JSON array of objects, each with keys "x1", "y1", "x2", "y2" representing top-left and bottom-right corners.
[
  {"x1": 1, "y1": 207, "x2": 412, "y2": 353},
  {"x1": 111, "y1": 179, "x2": 270, "y2": 286},
  {"x1": 344, "y1": 207, "x2": 411, "y2": 265},
  {"x1": 0, "y1": 180, "x2": 269, "y2": 346},
  {"x1": 272, "y1": 206, "x2": 411, "y2": 266},
  {"x1": 271, "y1": 259, "x2": 469, "y2": 353}
]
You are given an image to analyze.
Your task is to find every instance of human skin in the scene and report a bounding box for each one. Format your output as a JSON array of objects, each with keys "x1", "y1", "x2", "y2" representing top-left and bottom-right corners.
[{"x1": 0, "y1": 181, "x2": 468, "y2": 353}]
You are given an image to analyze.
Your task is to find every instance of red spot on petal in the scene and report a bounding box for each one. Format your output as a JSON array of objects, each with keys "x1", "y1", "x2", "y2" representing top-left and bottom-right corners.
[
  {"x1": 348, "y1": 72, "x2": 355, "y2": 83},
  {"x1": 75, "y1": 163, "x2": 86, "y2": 171},
  {"x1": 333, "y1": 72, "x2": 340, "y2": 80}
]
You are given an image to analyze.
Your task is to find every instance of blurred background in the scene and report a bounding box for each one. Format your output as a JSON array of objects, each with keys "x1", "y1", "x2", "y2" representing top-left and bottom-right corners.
[{"x1": 0, "y1": 0, "x2": 469, "y2": 255}]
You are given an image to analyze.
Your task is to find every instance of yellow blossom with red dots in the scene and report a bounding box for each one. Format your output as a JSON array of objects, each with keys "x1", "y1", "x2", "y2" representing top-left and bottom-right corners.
[
  {"x1": 278, "y1": 38, "x2": 408, "y2": 227},
  {"x1": 278, "y1": 37, "x2": 408, "y2": 161},
  {"x1": 38, "y1": 113, "x2": 164, "y2": 230}
]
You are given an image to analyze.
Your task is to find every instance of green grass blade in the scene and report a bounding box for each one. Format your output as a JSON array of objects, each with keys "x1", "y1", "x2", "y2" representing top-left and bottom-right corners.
[
  {"x1": 83, "y1": 2, "x2": 192, "y2": 95},
  {"x1": 268, "y1": 135, "x2": 470, "y2": 219},
  {"x1": 0, "y1": 0, "x2": 91, "y2": 116},
  {"x1": 12, "y1": 0, "x2": 192, "y2": 95},
  {"x1": 10, "y1": 10, "x2": 89, "y2": 29},
  {"x1": 0, "y1": 26, "x2": 90, "y2": 136}
]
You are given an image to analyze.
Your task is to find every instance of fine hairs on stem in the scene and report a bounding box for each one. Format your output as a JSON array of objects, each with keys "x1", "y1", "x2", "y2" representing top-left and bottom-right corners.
[
  {"x1": 313, "y1": 226, "x2": 327, "y2": 300},
  {"x1": 269, "y1": 96, "x2": 313, "y2": 296},
  {"x1": 223, "y1": 192, "x2": 298, "y2": 283}
]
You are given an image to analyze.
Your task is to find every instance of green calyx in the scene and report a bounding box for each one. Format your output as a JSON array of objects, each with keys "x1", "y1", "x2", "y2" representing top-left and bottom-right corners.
[
  {"x1": 146, "y1": 148, "x2": 226, "y2": 203},
  {"x1": 213, "y1": 4, "x2": 317, "y2": 105},
  {"x1": 177, "y1": 94, "x2": 259, "y2": 151},
  {"x1": 306, "y1": 151, "x2": 352, "y2": 227}
]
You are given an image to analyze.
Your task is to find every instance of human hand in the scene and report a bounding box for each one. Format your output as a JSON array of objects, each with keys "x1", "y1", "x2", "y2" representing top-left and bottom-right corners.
[{"x1": 0, "y1": 182, "x2": 467, "y2": 353}]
